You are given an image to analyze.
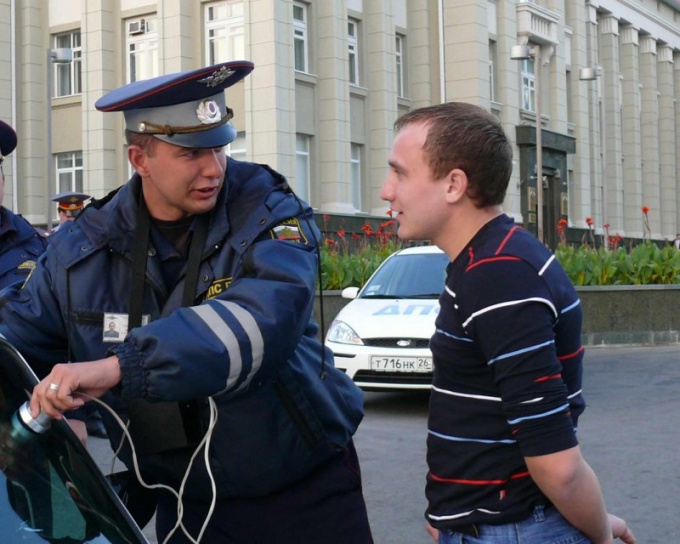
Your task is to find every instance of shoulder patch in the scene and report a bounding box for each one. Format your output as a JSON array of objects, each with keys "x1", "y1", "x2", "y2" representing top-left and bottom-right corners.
[
  {"x1": 269, "y1": 218, "x2": 309, "y2": 244},
  {"x1": 17, "y1": 260, "x2": 37, "y2": 271},
  {"x1": 205, "y1": 277, "x2": 233, "y2": 300}
]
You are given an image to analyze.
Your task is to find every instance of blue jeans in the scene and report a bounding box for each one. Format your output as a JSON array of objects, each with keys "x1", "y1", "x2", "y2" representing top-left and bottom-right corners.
[{"x1": 438, "y1": 505, "x2": 590, "y2": 544}]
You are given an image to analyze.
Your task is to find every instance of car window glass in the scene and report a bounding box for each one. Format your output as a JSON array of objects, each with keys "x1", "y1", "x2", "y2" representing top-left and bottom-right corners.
[
  {"x1": 361, "y1": 252, "x2": 449, "y2": 298},
  {"x1": 0, "y1": 338, "x2": 148, "y2": 544}
]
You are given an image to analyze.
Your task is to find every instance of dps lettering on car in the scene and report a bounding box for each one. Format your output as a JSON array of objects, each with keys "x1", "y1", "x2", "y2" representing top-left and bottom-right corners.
[{"x1": 373, "y1": 303, "x2": 439, "y2": 316}]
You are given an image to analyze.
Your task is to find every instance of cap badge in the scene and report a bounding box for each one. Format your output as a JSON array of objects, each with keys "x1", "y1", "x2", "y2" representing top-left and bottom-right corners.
[
  {"x1": 196, "y1": 99, "x2": 222, "y2": 125},
  {"x1": 197, "y1": 66, "x2": 235, "y2": 88}
]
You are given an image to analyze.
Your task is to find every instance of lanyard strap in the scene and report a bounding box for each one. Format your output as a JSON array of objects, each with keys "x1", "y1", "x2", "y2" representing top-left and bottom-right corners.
[
  {"x1": 128, "y1": 197, "x2": 151, "y2": 330},
  {"x1": 128, "y1": 197, "x2": 210, "y2": 329},
  {"x1": 181, "y1": 213, "x2": 209, "y2": 308}
]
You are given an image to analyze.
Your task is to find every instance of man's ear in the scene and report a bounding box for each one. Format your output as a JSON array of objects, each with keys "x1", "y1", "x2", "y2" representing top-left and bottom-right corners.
[
  {"x1": 128, "y1": 145, "x2": 149, "y2": 177},
  {"x1": 444, "y1": 168, "x2": 468, "y2": 204}
]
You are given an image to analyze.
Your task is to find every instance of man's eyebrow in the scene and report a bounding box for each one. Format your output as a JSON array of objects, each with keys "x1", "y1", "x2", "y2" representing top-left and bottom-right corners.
[{"x1": 388, "y1": 160, "x2": 406, "y2": 174}]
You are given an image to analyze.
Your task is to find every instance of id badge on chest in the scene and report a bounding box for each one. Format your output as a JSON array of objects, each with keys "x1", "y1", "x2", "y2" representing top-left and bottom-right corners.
[{"x1": 102, "y1": 313, "x2": 149, "y2": 343}]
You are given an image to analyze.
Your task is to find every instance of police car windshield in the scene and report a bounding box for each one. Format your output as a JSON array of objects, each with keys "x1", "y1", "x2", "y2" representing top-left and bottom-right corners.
[
  {"x1": 0, "y1": 338, "x2": 148, "y2": 544},
  {"x1": 359, "y1": 252, "x2": 449, "y2": 299}
]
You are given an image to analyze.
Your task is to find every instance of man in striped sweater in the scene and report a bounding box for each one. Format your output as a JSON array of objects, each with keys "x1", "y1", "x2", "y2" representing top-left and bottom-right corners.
[{"x1": 381, "y1": 102, "x2": 635, "y2": 544}]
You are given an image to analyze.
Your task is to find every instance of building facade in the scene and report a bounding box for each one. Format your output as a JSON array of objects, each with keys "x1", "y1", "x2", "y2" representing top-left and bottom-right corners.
[{"x1": 0, "y1": 0, "x2": 679, "y2": 248}]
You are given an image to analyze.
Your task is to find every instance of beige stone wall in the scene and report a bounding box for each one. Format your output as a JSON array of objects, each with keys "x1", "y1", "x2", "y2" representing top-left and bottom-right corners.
[{"x1": 0, "y1": 0, "x2": 678, "y2": 238}]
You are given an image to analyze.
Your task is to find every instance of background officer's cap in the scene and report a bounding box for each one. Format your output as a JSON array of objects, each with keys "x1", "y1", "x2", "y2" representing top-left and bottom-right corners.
[
  {"x1": 52, "y1": 191, "x2": 91, "y2": 217},
  {"x1": 95, "y1": 60, "x2": 254, "y2": 149},
  {"x1": 0, "y1": 120, "x2": 18, "y2": 161}
]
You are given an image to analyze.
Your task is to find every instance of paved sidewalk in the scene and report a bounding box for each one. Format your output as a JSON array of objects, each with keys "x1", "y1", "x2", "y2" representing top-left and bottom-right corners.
[
  {"x1": 87, "y1": 345, "x2": 680, "y2": 543},
  {"x1": 575, "y1": 345, "x2": 680, "y2": 543}
]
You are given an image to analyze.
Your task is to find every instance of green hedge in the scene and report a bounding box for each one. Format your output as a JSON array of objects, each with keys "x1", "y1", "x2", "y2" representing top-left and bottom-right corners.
[{"x1": 320, "y1": 232, "x2": 680, "y2": 290}]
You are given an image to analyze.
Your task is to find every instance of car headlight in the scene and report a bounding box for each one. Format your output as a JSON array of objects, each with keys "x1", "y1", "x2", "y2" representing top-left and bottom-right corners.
[{"x1": 326, "y1": 320, "x2": 364, "y2": 345}]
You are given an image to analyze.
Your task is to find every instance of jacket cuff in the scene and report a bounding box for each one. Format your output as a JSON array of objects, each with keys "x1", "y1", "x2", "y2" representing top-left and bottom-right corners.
[{"x1": 109, "y1": 341, "x2": 145, "y2": 399}]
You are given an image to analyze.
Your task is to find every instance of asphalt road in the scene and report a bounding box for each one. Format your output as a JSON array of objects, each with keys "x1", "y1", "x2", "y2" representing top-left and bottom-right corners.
[{"x1": 88, "y1": 345, "x2": 680, "y2": 543}]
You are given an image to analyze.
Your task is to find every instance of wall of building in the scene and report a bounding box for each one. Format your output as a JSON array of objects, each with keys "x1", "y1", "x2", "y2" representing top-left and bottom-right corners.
[{"x1": 0, "y1": 0, "x2": 678, "y2": 246}]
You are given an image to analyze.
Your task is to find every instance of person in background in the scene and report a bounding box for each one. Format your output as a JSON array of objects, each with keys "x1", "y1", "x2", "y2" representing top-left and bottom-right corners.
[
  {"x1": 50, "y1": 191, "x2": 91, "y2": 234},
  {"x1": 0, "y1": 61, "x2": 373, "y2": 544},
  {"x1": 380, "y1": 102, "x2": 635, "y2": 544},
  {"x1": 673, "y1": 233, "x2": 680, "y2": 250},
  {"x1": 0, "y1": 120, "x2": 48, "y2": 291}
]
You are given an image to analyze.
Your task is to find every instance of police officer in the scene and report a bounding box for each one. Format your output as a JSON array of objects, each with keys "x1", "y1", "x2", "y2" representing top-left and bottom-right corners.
[
  {"x1": 0, "y1": 120, "x2": 47, "y2": 291},
  {"x1": 0, "y1": 62, "x2": 373, "y2": 544},
  {"x1": 50, "y1": 191, "x2": 91, "y2": 233}
]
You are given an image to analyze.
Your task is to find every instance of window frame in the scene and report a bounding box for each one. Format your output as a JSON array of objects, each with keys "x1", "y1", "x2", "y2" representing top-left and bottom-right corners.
[
  {"x1": 521, "y1": 57, "x2": 536, "y2": 112},
  {"x1": 52, "y1": 31, "x2": 82, "y2": 97},
  {"x1": 395, "y1": 34, "x2": 405, "y2": 98},
  {"x1": 55, "y1": 151, "x2": 84, "y2": 194},
  {"x1": 204, "y1": 0, "x2": 245, "y2": 65},
  {"x1": 350, "y1": 143, "x2": 362, "y2": 211},
  {"x1": 295, "y1": 134, "x2": 311, "y2": 203},
  {"x1": 293, "y1": 2, "x2": 309, "y2": 73},
  {"x1": 125, "y1": 17, "x2": 159, "y2": 84},
  {"x1": 348, "y1": 19, "x2": 359, "y2": 86}
]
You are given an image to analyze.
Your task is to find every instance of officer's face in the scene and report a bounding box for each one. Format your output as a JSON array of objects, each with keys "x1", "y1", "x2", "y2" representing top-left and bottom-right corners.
[{"x1": 130, "y1": 140, "x2": 226, "y2": 221}]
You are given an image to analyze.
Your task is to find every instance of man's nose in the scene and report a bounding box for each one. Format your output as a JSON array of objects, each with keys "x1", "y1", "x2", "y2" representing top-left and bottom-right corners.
[
  {"x1": 379, "y1": 176, "x2": 393, "y2": 201},
  {"x1": 202, "y1": 148, "x2": 225, "y2": 177}
]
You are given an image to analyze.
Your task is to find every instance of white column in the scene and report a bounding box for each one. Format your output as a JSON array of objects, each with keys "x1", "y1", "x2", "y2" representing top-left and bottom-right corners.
[
  {"x1": 82, "y1": 0, "x2": 120, "y2": 199},
  {"x1": 316, "y1": 0, "x2": 352, "y2": 214},
  {"x1": 158, "y1": 0, "x2": 195, "y2": 74},
  {"x1": 620, "y1": 26, "x2": 643, "y2": 238},
  {"x1": 639, "y1": 36, "x2": 660, "y2": 238},
  {"x1": 245, "y1": 0, "x2": 296, "y2": 177},
  {"x1": 657, "y1": 45, "x2": 676, "y2": 239},
  {"x1": 365, "y1": 2, "x2": 397, "y2": 216},
  {"x1": 600, "y1": 15, "x2": 623, "y2": 235}
]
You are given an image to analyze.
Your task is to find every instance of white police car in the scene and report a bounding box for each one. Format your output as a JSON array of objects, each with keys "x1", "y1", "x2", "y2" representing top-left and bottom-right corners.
[{"x1": 325, "y1": 245, "x2": 449, "y2": 391}]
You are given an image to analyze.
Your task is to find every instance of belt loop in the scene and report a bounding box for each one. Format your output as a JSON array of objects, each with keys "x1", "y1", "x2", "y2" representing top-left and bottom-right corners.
[{"x1": 533, "y1": 503, "x2": 546, "y2": 522}]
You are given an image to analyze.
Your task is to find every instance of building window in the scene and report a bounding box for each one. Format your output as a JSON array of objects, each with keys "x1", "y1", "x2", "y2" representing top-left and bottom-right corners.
[
  {"x1": 348, "y1": 19, "x2": 359, "y2": 85},
  {"x1": 521, "y1": 57, "x2": 536, "y2": 112},
  {"x1": 55, "y1": 151, "x2": 84, "y2": 194},
  {"x1": 488, "y1": 40, "x2": 497, "y2": 102},
  {"x1": 53, "y1": 31, "x2": 82, "y2": 97},
  {"x1": 295, "y1": 134, "x2": 311, "y2": 202},
  {"x1": 293, "y1": 2, "x2": 309, "y2": 73},
  {"x1": 205, "y1": 1, "x2": 244, "y2": 64},
  {"x1": 396, "y1": 34, "x2": 405, "y2": 98},
  {"x1": 350, "y1": 143, "x2": 362, "y2": 211},
  {"x1": 226, "y1": 132, "x2": 246, "y2": 161},
  {"x1": 126, "y1": 17, "x2": 158, "y2": 83}
]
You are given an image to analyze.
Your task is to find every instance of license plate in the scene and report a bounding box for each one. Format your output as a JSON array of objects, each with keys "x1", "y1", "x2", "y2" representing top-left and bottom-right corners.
[{"x1": 370, "y1": 356, "x2": 433, "y2": 373}]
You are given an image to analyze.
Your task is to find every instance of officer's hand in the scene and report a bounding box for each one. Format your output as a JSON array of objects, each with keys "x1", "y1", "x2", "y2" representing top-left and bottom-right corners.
[{"x1": 29, "y1": 356, "x2": 121, "y2": 420}]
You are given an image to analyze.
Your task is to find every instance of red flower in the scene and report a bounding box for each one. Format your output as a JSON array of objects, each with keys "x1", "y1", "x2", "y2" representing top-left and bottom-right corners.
[
  {"x1": 337, "y1": 229, "x2": 345, "y2": 239},
  {"x1": 361, "y1": 223, "x2": 374, "y2": 236},
  {"x1": 557, "y1": 219, "x2": 568, "y2": 228},
  {"x1": 641, "y1": 206, "x2": 650, "y2": 215},
  {"x1": 351, "y1": 233, "x2": 360, "y2": 240},
  {"x1": 325, "y1": 239, "x2": 335, "y2": 247},
  {"x1": 603, "y1": 223, "x2": 610, "y2": 229},
  {"x1": 386, "y1": 209, "x2": 393, "y2": 217},
  {"x1": 586, "y1": 217, "x2": 594, "y2": 227}
]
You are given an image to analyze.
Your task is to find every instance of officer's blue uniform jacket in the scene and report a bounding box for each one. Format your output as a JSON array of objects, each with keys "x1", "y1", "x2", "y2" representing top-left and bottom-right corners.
[
  {"x1": 0, "y1": 158, "x2": 364, "y2": 499},
  {"x1": 0, "y1": 207, "x2": 47, "y2": 291}
]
